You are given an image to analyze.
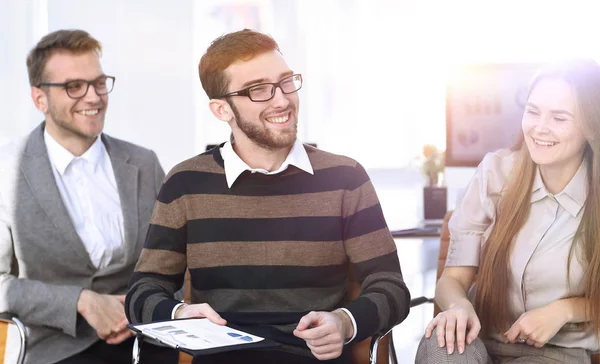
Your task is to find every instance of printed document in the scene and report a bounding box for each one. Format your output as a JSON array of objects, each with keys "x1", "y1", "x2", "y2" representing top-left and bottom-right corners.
[{"x1": 132, "y1": 318, "x2": 265, "y2": 350}]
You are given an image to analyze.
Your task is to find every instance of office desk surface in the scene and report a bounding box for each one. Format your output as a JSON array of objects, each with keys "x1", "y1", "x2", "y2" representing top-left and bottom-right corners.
[{"x1": 391, "y1": 226, "x2": 441, "y2": 237}]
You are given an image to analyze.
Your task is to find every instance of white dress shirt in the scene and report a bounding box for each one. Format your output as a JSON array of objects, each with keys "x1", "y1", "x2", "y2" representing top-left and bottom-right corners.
[
  {"x1": 44, "y1": 130, "x2": 125, "y2": 270},
  {"x1": 173, "y1": 139, "x2": 357, "y2": 343}
]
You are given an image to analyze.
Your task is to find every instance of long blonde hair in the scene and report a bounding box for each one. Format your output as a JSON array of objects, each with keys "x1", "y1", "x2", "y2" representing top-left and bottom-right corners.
[{"x1": 473, "y1": 59, "x2": 600, "y2": 338}]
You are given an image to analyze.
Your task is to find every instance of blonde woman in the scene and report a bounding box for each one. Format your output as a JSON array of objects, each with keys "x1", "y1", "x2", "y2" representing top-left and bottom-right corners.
[{"x1": 415, "y1": 59, "x2": 600, "y2": 364}]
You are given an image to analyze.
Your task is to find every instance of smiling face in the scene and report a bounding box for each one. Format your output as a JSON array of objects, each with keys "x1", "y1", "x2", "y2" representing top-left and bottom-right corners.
[
  {"x1": 34, "y1": 51, "x2": 108, "y2": 146},
  {"x1": 522, "y1": 77, "x2": 587, "y2": 174},
  {"x1": 224, "y1": 51, "x2": 299, "y2": 150}
]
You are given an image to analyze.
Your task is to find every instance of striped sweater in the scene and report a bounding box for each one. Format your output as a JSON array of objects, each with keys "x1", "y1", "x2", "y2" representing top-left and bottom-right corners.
[{"x1": 126, "y1": 144, "x2": 410, "y2": 351}]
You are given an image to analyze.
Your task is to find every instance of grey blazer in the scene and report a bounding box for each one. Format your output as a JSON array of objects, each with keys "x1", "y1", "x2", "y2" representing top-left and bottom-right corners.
[{"x1": 0, "y1": 123, "x2": 165, "y2": 364}]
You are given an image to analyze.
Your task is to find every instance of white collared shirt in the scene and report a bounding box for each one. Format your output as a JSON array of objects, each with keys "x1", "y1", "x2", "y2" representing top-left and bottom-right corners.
[
  {"x1": 44, "y1": 130, "x2": 124, "y2": 270},
  {"x1": 220, "y1": 138, "x2": 314, "y2": 188}
]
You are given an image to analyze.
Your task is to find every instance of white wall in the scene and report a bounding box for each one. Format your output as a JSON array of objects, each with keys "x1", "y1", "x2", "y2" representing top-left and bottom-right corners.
[
  {"x1": 2, "y1": 0, "x2": 448, "y2": 172},
  {"x1": 46, "y1": 0, "x2": 197, "y2": 172},
  {"x1": 0, "y1": 0, "x2": 46, "y2": 146},
  {"x1": 4, "y1": 0, "x2": 600, "y2": 177}
]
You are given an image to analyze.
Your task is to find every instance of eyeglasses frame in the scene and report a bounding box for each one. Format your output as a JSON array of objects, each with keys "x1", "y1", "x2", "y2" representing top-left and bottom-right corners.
[
  {"x1": 36, "y1": 75, "x2": 116, "y2": 99},
  {"x1": 219, "y1": 74, "x2": 303, "y2": 102}
]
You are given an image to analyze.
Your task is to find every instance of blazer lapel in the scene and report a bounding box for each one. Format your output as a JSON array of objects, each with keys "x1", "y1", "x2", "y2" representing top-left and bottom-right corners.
[
  {"x1": 103, "y1": 135, "x2": 139, "y2": 264},
  {"x1": 20, "y1": 124, "x2": 95, "y2": 270}
]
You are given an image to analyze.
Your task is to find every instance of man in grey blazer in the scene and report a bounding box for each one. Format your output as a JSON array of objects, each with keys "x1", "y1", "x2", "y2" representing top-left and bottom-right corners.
[{"x1": 0, "y1": 30, "x2": 177, "y2": 364}]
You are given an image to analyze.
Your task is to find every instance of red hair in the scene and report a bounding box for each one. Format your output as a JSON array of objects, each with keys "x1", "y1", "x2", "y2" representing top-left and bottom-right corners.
[{"x1": 199, "y1": 29, "x2": 280, "y2": 99}]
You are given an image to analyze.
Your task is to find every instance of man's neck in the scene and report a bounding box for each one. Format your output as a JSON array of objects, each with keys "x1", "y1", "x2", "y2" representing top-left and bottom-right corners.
[
  {"x1": 45, "y1": 123, "x2": 96, "y2": 157},
  {"x1": 232, "y1": 138, "x2": 293, "y2": 172}
]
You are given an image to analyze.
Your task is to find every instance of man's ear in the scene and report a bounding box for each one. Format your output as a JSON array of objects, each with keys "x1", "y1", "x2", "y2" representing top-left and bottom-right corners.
[
  {"x1": 208, "y1": 99, "x2": 234, "y2": 123},
  {"x1": 31, "y1": 87, "x2": 48, "y2": 113}
]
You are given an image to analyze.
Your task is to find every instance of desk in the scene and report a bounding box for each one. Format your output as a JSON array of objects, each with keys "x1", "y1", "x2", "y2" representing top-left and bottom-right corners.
[{"x1": 391, "y1": 227, "x2": 441, "y2": 238}]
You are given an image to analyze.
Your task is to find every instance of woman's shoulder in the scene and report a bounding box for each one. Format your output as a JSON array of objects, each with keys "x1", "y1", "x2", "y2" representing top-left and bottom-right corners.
[
  {"x1": 480, "y1": 148, "x2": 518, "y2": 173},
  {"x1": 477, "y1": 148, "x2": 520, "y2": 191}
]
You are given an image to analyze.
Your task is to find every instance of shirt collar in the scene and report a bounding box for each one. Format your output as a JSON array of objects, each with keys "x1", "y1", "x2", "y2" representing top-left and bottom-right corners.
[
  {"x1": 530, "y1": 161, "x2": 587, "y2": 217},
  {"x1": 530, "y1": 168, "x2": 547, "y2": 204},
  {"x1": 44, "y1": 130, "x2": 105, "y2": 175},
  {"x1": 221, "y1": 138, "x2": 314, "y2": 188}
]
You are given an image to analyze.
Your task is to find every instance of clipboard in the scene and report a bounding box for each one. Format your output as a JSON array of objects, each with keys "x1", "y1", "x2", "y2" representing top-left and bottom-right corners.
[{"x1": 128, "y1": 318, "x2": 280, "y2": 357}]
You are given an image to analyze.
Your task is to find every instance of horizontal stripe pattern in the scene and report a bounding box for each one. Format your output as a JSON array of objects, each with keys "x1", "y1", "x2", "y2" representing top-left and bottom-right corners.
[
  {"x1": 127, "y1": 272, "x2": 184, "y2": 323},
  {"x1": 150, "y1": 199, "x2": 187, "y2": 229},
  {"x1": 127, "y1": 146, "x2": 410, "y2": 346},
  {"x1": 354, "y1": 251, "x2": 402, "y2": 281},
  {"x1": 306, "y1": 147, "x2": 357, "y2": 171},
  {"x1": 157, "y1": 166, "x2": 368, "y2": 203},
  {"x1": 341, "y1": 178, "x2": 381, "y2": 218},
  {"x1": 135, "y1": 249, "x2": 186, "y2": 275},
  {"x1": 159, "y1": 191, "x2": 346, "y2": 221},
  {"x1": 143, "y1": 224, "x2": 186, "y2": 253},
  {"x1": 344, "y1": 228, "x2": 397, "y2": 263},
  {"x1": 165, "y1": 152, "x2": 225, "y2": 180},
  {"x1": 190, "y1": 285, "x2": 348, "y2": 313},
  {"x1": 187, "y1": 240, "x2": 347, "y2": 268},
  {"x1": 343, "y1": 204, "x2": 389, "y2": 240},
  {"x1": 129, "y1": 271, "x2": 185, "y2": 289}
]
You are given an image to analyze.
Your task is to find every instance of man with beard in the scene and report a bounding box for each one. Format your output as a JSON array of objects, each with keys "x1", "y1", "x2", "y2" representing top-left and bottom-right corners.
[
  {"x1": 0, "y1": 29, "x2": 177, "y2": 364},
  {"x1": 126, "y1": 29, "x2": 411, "y2": 364}
]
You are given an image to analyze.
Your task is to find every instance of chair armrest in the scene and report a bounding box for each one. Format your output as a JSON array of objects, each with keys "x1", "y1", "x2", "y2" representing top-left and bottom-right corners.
[
  {"x1": 369, "y1": 325, "x2": 396, "y2": 364},
  {"x1": 367, "y1": 297, "x2": 434, "y2": 364},
  {"x1": 0, "y1": 312, "x2": 27, "y2": 364},
  {"x1": 410, "y1": 296, "x2": 434, "y2": 307},
  {"x1": 132, "y1": 334, "x2": 143, "y2": 364}
]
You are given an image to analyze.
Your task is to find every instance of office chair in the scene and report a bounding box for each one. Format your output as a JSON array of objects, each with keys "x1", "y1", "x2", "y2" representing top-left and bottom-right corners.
[{"x1": 0, "y1": 312, "x2": 26, "y2": 364}]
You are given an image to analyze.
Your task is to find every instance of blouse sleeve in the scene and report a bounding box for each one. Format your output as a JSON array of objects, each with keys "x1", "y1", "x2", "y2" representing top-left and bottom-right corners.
[{"x1": 446, "y1": 149, "x2": 515, "y2": 267}]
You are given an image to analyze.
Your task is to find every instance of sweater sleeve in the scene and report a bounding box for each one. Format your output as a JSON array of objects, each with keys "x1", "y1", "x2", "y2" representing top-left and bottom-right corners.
[
  {"x1": 126, "y1": 171, "x2": 188, "y2": 324},
  {"x1": 340, "y1": 162, "x2": 411, "y2": 342}
]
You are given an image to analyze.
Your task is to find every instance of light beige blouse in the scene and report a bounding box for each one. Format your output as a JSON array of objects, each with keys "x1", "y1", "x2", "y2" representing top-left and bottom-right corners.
[{"x1": 446, "y1": 149, "x2": 597, "y2": 351}]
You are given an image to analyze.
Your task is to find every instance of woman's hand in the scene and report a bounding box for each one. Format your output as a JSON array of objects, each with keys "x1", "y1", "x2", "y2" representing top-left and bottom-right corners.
[
  {"x1": 424, "y1": 303, "x2": 481, "y2": 354},
  {"x1": 504, "y1": 302, "x2": 568, "y2": 348}
]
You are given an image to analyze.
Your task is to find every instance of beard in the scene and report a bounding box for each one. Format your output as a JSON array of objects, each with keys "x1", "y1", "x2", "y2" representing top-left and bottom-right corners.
[
  {"x1": 46, "y1": 95, "x2": 104, "y2": 140},
  {"x1": 230, "y1": 102, "x2": 297, "y2": 150}
]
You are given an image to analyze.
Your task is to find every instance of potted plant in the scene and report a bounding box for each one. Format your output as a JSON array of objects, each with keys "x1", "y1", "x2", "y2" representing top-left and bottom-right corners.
[
  {"x1": 421, "y1": 145, "x2": 447, "y2": 221},
  {"x1": 422, "y1": 145, "x2": 444, "y2": 187}
]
